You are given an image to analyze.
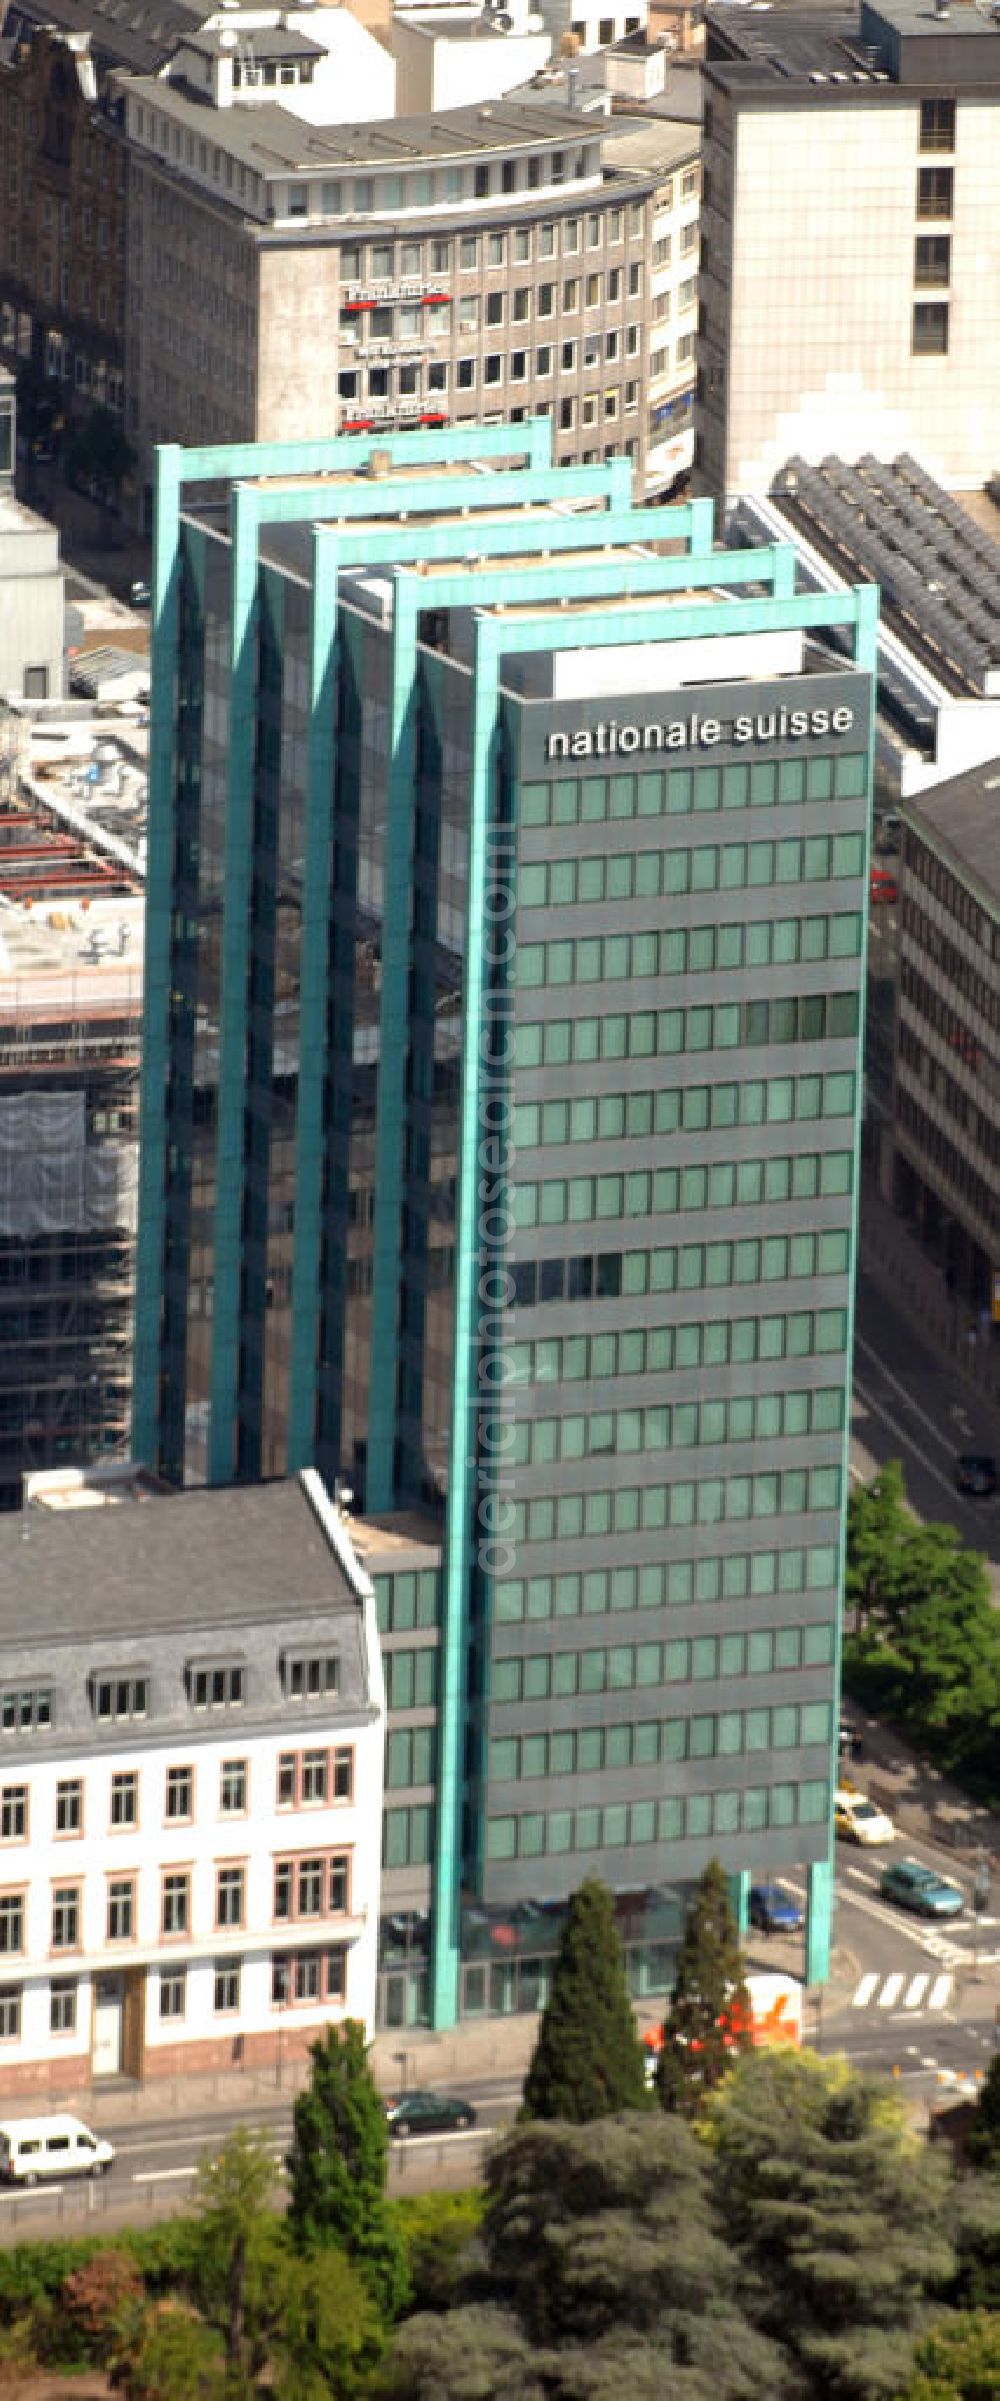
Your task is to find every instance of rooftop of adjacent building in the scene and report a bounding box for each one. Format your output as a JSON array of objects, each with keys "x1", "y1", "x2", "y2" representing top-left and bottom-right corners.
[
  {"x1": 2, "y1": 1469, "x2": 363, "y2": 1642},
  {"x1": 120, "y1": 75, "x2": 609, "y2": 168},
  {"x1": 705, "y1": 0, "x2": 1000, "y2": 93},
  {"x1": 3, "y1": 0, "x2": 206, "y2": 78},
  {"x1": 0, "y1": 697, "x2": 146, "y2": 1006},
  {"x1": 347, "y1": 1505, "x2": 444, "y2": 1566},
  {"x1": 901, "y1": 755, "x2": 1000, "y2": 916}
]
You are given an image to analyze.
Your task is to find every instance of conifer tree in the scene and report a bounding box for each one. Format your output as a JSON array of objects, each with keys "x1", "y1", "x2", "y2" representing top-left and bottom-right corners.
[
  {"x1": 521, "y1": 1877, "x2": 650, "y2": 2122},
  {"x1": 656, "y1": 1858, "x2": 751, "y2": 2115},
  {"x1": 287, "y1": 2019, "x2": 410, "y2": 2319}
]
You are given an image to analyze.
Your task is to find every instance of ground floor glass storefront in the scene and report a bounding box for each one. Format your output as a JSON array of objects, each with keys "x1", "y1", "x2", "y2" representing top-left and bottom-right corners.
[{"x1": 375, "y1": 1885, "x2": 690, "y2": 2029}]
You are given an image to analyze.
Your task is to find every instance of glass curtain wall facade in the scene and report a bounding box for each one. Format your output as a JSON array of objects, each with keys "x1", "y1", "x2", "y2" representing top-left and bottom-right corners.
[{"x1": 136, "y1": 422, "x2": 877, "y2": 2027}]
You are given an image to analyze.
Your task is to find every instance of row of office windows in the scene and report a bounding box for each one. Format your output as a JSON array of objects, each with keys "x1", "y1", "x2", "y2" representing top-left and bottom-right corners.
[
  {"x1": 486, "y1": 1777, "x2": 831, "y2": 1862},
  {"x1": 337, "y1": 210, "x2": 646, "y2": 283},
  {"x1": 514, "y1": 992, "x2": 861, "y2": 1068},
  {"x1": 0, "y1": 1853, "x2": 353, "y2": 1958},
  {"x1": 897, "y1": 1021, "x2": 1000, "y2": 1170},
  {"x1": 0, "y1": 1751, "x2": 351, "y2": 1842},
  {"x1": 509, "y1": 1066, "x2": 857, "y2": 1126},
  {"x1": 489, "y1": 1697, "x2": 834, "y2": 1785},
  {"x1": 494, "y1": 1539, "x2": 840, "y2": 1624},
  {"x1": 505, "y1": 1307, "x2": 848, "y2": 1389},
  {"x1": 509, "y1": 1225, "x2": 852, "y2": 1309},
  {"x1": 511, "y1": 1150, "x2": 853, "y2": 1228},
  {"x1": 504, "y1": 1385, "x2": 845, "y2": 1468},
  {"x1": 905, "y1": 829, "x2": 1000, "y2": 954},
  {"x1": 0, "y1": 1952, "x2": 348, "y2": 2043},
  {"x1": 501, "y1": 1464, "x2": 843, "y2": 1548},
  {"x1": 385, "y1": 1727, "x2": 437, "y2": 1790},
  {"x1": 491, "y1": 1618, "x2": 835, "y2": 1706},
  {"x1": 518, "y1": 828, "x2": 866, "y2": 893},
  {"x1": 518, "y1": 751, "x2": 866, "y2": 826},
  {"x1": 901, "y1": 895, "x2": 1000, "y2": 1029},
  {"x1": 516, "y1": 917, "x2": 863, "y2": 989},
  {"x1": 373, "y1": 1570, "x2": 441, "y2": 1634}
]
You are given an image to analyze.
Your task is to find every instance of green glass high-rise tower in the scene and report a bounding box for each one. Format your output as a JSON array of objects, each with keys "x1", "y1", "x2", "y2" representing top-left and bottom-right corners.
[{"x1": 135, "y1": 422, "x2": 876, "y2": 2026}]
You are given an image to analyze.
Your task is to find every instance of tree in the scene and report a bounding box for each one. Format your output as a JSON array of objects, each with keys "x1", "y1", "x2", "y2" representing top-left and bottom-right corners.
[
  {"x1": 122, "y1": 2301, "x2": 225, "y2": 2401},
  {"x1": 844, "y1": 1459, "x2": 908, "y2": 1633},
  {"x1": 655, "y1": 1859, "x2": 751, "y2": 2115},
  {"x1": 968, "y1": 2059, "x2": 1000, "y2": 2176},
  {"x1": 521, "y1": 1878, "x2": 649, "y2": 2124},
  {"x1": 287, "y1": 2019, "x2": 409, "y2": 2319},
  {"x1": 710, "y1": 2049, "x2": 956, "y2": 2401},
  {"x1": 383, "y1": 2113, "x2": 790, "y2": 2401},
  {"x1": 191, "y1": 2126, "x2": 279, "y2": 2395},
  {"x1": 903, "y1": 2313, "x2": 1000, "y2": 2401},
  {"x1": 62, "y1": 2247, "x2": 144, "y2": 2362}
]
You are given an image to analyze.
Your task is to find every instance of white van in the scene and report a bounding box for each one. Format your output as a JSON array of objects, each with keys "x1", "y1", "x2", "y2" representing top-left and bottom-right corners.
[{"x1": 0, "y1": 2115, "x2": 114, "y2": 2186}]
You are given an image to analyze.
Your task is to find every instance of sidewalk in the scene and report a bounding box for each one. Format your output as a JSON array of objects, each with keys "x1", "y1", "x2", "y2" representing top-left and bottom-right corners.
[
  {"x1": 859, "y1": 1178, "x2": 1000, "y2": 1420},
  {"x1": 839, "y1": 1699, "x2": 998, "y2": 1864}
]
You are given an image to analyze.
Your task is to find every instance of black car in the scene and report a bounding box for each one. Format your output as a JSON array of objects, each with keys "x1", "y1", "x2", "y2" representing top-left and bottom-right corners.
[
  {"x1": 955, "y1": 1452, "x2": 998, "y2": 1499},
  {"x1": 385, "y1": 2090, "x2": 477, "y2": 2139}
]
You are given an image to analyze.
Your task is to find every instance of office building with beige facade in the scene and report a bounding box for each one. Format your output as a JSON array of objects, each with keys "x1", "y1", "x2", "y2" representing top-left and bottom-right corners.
[
  {"x1": 699, "y1": 0, "x2": 1000, "y2": 505},
  {"x1": 119, "y1": 86, "x2": 666, "y2": 517}
]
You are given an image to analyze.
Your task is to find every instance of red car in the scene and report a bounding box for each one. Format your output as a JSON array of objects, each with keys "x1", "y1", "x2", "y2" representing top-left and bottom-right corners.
[{"x1": 869, "y1": 864, "x2": 897, "y2": 906}]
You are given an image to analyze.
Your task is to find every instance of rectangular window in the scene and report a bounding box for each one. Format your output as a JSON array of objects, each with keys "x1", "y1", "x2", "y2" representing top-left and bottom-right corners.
[
  {"x1": 107, "y1": 1879, "x2": 134, "y2": 1942},
  {"x1": 919, "y1": 97, "x2": 955, "y2": 151},
  {"x1": 165, "y1": 1767, "x2": 192, "y2": 1822},
  {"x1": 159, "y1": 1969, "x2": 186, "y2": 2021},
  {"x1": 912, "y1": 300, "x2": 948, "y2": 354},
  {"x1": 221, "y1": 1759, "x2": 247, "y2": 1814},
  {"x1": 51, "y1": 1886, "x2": 79, "y2": 1949},
  {"x1": 94, "y1": 1677, "x2": 147, "y2": 1723},
  {"x1": 161, "y1": 1872, "x2": 190, "y2": 1937},
  {"x1": 0, "y1": 1987, "x2": 21, "y2": 2040},
  {"x1": 50, "y1": 1979, "x2": 77, "y2": 2035},
  {"x1": 914, "y1": 233, "x2": 950, "y2": 285},
  {"x1": 282, "y1": 1655, "x2": 338, "y2": 1701},
  {"x1": 333, "y1": 1747, "x2": 353, "y2": 1801},
  {"x1": 301, "y1": 1750, "x2": 328, "y2": 1805},
  {"x1": 190, "y1": 1663, "x2": 244, "y2": 1710},
  {"x1": 110, "y1": 1772, "x2": 138, "y2": 1830},
  {"x1": 917, "y1": 165, "x2": 953, "y2": 218},
  {"x1": 0, "y1": 1788, "x2": 26, "y2": 1843},
  {"x1": 214, "y1": 1959, "x2": 241, "y2": 2013},
  {"x1": 216, "y1": 1867, "x2": 245, "y2": 1929},
  {"x1": 55, "y1": 1780, "x2": 82, "y2": 1836}
]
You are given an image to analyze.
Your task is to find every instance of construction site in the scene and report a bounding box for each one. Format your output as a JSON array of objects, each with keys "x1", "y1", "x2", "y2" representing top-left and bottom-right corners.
[{"x1": 0, "y1": 700, "x2": 144, "y2": 1509}]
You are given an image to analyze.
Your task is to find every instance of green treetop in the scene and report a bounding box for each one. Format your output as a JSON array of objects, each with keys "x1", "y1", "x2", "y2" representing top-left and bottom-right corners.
[
  {"x1": 521, "y1": 1877, "x2": 650, "y2": 2123},
  {"x1": 656, "y1": 1858, "x2": 751, "y2": 2115}
]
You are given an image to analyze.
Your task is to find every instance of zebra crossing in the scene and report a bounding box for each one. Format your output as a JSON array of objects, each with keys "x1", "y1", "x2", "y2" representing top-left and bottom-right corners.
[{"x1": 851, "y1": 1969, "x2": 952, "y2": 2014}]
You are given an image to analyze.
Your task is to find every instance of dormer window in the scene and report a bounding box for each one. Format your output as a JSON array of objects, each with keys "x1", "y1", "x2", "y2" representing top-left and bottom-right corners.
[
  {"x1": 188, "y1": 1662, "x2": 245, "y2": 1711},
  {"x1": 281, "y1": 1653, "x2": 339, "y2": 1702},
  {"x1": 93, "y1": 1675, "x2": 148, "y2": 1724}
]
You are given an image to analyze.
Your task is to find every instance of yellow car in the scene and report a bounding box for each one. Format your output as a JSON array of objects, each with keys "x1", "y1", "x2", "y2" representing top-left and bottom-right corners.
[{"x1": 834, "y1": 1788, "x2": 895, "y2": 1846}]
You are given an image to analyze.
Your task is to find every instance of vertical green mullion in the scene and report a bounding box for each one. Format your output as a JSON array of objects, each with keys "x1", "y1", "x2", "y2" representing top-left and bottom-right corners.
[
  {"x1": 430, "y1": 615, "x2": 500, "y2": 2029},
  {"x1": 815, "y1": 577, "x2": 880, "y2": 1986},
  {"x1": 367, "y1": 575, "x2": 420, "y2": 1513},
  {"x1": 287, "y1": 530, "x2": 340, "y2": 1471},
  {"x1": 207, "y1": 483, "x2": 260, "y2": 1484},
  {"x1": 133, "y1": 444, "x2": 183, "y2": 1466}
]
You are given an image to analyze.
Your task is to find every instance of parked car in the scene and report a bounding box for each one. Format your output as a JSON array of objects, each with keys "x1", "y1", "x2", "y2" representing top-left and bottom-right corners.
[
  {"x1": 0, "y1": 2115, "x2": 114, "y2": 2186},
  {"x1": 749, "y1": 1882, "x2": 804, "y2": 1935},
  {"x1": 879, "y1": 1860, "x2": 964, "y2": 1919},
  {"x1": 385, "y1": 2091, "x2": 477, "y2": 2140},
  {"x1": 955, "y1": 1452, "x2": 998, "y2": 1499},
  {"x1": 834, "y1": 1789, "x2": 895, "y2": 1846}
]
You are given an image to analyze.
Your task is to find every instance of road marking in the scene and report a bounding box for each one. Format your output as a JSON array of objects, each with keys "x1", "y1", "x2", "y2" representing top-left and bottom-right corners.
[
  {"x1": 1, "y1": 2184, "x2": 65, "y2": 2199},
  {"x1": 849, "y1": 1971, "x2": 953, "y2": 2013},
  {"x1": 389, "y1": 2128, "x2": 483, "y2": 2150},
  {"x1": 852, "y1": 1369, "x2": 966, "y2": 1511},
  {"x1": 855, "y1": 1331, "x2": 963, "y2": 1465},
  {"x1": 134, "y1": 2166, "x2": 198, "y2": 2184}
]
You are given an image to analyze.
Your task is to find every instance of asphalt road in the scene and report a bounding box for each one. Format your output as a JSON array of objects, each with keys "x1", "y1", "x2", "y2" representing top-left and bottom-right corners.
[
  {"x1": 851, "y1": 1264, "x2": 1000, "y2": 1586},
  {"x1": 0, "y1": 2078, "x2": 523, "y2": 2242}
]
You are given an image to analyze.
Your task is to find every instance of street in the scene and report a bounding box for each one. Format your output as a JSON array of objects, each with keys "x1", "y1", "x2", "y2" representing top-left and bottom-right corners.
[{"x1": 852, "y1": 1264, "x2": 1000, "y2": 1587}]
